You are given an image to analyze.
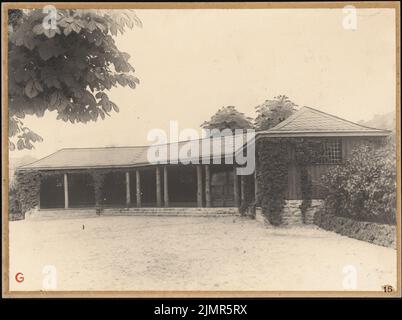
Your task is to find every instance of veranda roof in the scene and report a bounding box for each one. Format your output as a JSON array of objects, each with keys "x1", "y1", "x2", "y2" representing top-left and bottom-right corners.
[
  {"x1": 18, "y1": 134, "x2": 254, "y2": 170},
  {"x1": 18, "y1": 106, "x2": 389, "y2": 171}
]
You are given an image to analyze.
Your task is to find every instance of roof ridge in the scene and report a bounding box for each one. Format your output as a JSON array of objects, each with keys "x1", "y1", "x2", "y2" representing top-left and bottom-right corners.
[
  {"x1": 57, "y1": 132, "x2": 251, "y2": 151},
  {"x1": 60, "y1": 145, "x2": 148, "y2": 150},
  {"x1": 302, "y1": 106, "x2": 387, "y2": 131},
  {"x1": 267, "y1": 105, "x2": 388, "y2": 133},
  {"x1": 18, "y1": 149, "x2": 63, "y2": 169}
]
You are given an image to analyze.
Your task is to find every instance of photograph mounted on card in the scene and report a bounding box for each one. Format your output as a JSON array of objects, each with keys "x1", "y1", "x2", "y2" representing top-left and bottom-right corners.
[{"x1": 2, "y1": 1, "x2": 400, "y2": 298}]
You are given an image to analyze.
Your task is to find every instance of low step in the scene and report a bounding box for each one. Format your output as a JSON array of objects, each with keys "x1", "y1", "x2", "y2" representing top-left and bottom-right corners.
[
  {"x1": 101, "y1": 207, "x2": 240, "y2": 217},
  {"x1": 30, "y1": 207, "x2": 240, "y2": 219}
]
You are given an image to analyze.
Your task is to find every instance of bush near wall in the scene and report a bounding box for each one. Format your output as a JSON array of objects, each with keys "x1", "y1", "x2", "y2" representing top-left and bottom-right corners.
[
  {"x1": 8, "y1": 186, "x2": 24, "y2": 221},
  {"x1": 14, "y1": 170, "x2": 42, "y2": 218},
  {"x1": 314, "y1": 210, "x2": 396, "y2": 249},
  {"x1": 321, "y1": 141, "x2": 396, "y2": 225}
]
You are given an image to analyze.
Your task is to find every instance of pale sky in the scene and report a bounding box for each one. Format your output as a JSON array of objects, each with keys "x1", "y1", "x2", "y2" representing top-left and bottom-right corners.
[{"x1": 11, "y1": 8, "x2": 397, "y2": 159}]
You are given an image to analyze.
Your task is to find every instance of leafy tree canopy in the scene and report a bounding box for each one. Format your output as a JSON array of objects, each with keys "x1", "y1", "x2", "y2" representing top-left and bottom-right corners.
[
  {"x1": 201, "y1": 106, "x2": 253, "y2": 135},
  {"x1": 8, "y1": 8, "x2": 142, "y2": 150},
  {"x1": 254, "y1": 95, "x2": 298, "y2": 131}
]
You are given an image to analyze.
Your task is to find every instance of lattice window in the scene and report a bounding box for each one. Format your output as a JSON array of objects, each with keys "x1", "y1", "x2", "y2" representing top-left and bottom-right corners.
[{"x1": 318, "y1": 139, "x2": 342, "y2": 164}]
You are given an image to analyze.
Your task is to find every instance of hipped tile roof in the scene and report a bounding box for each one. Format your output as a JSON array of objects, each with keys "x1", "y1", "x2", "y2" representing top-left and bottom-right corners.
[{"x1": 19, "y1": 107, "x2": 389, "y2": 171}]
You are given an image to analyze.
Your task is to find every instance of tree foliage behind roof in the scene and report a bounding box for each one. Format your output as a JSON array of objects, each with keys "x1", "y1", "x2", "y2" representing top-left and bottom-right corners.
[
  {"x1": 358, "y1": 111, "x2": 396, "y2": 131},
  {"x1": 8, "y1": 9, "x2": 142, "y2": 150},
  {"x1": 201, "y1": 106, "x2": 254, "y2": 134},
  {"x1": 254, "y1": 95, "x2": 298, "y2": 131}
]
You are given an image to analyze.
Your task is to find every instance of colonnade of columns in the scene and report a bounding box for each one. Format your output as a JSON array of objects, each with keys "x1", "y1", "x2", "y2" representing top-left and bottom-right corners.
[{"x1": 61, "y1": 165, "x2": 249, "y2": 209}]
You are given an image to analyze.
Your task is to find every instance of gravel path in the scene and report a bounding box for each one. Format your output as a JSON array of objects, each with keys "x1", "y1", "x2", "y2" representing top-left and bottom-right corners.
[{"x1": 9, "y1": 215, "x2": 397, "y2": 292}]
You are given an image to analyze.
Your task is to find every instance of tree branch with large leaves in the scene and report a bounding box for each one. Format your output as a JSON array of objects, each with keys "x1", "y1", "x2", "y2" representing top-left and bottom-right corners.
[{"x1": 8, "y1": 9, "x2": 141, "y2": 150}]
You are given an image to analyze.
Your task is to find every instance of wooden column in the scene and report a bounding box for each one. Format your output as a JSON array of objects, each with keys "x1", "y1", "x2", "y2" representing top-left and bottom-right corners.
[
  {"x1": 63, "y1": 173, "x2": 69, "y2": 209},
  {"x1": 233, "y1": 167, "x2": 239, "y2": 207},
  {"x1": 196, "y1": 165, "x2": 203, "y2": 207},
  {"x1": 254, "y1": 169, "x2": 259, "y2": 205},
  {"x1": 125, "y1": 171, "x2": 131, "y2": 207},
  {"x1": 163, "y1": 166, "x2": 169, "y2": 207},
  {"x1": 156, "y1": 166, "x2": 162, "y2": 207},
  {"x1": 240, "y1": 175, "x2": 245, "y2": 205},
  {"x1": 37, "y1": 175, "x2": 41, "y2": 209},
  {"x1": 205, "y1": 165, "x2": 211, "y2": 207},
  {"x1": 38, "y1": 192, "x2": 41, "y2": 209},
  {"x1": 136, "y1": 170, "x2": 141, "y2": 207}
]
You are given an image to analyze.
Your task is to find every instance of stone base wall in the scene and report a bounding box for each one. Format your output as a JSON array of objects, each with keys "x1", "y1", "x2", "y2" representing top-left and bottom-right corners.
[
  {"x1": 281, "y1": 200, "x2": 303, "y2": 225},
  {"x1": 253, "y1": 200, "x2": 324, "y2": 227},
  {"x1": 282, "y1": 200, "x2": 324, "y2": 226}
]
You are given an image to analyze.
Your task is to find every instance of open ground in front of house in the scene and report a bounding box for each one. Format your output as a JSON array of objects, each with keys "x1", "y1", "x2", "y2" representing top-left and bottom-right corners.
[{"x1": 9, "y1": 215, "x2": 397, "y2": 292}]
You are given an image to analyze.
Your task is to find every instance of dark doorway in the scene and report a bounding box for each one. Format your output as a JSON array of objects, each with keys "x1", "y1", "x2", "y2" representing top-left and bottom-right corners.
[
  {"x1": 40, "y1": 174, "x2": 64, "y2": 209},
  {"x1": 210, "y1": 165, "x2": 235, "y2": 207},
  {"x1": 102, "y1": 171, "x2": 126, "y2": 206},
  {"x1": 140, "y1": 168, "x2": 157, "y2": 206},
  {"x1": 168, "y1": 165, "x2": 197, "y2": 207},
  {"x1": 68, "y1": 172, "x2": 95, "y2": 207}
]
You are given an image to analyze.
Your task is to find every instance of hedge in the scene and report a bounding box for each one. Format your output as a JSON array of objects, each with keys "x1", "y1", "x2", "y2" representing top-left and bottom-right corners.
[
  {"x1": 321, "y1": 141, "x2": 396, "y2": 225},
  {"x1": 314, "y1": 210, "x2": 396, "y2": 249}
]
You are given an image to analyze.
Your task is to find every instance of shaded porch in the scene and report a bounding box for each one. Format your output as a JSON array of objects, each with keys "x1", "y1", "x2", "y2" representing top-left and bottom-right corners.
[{"x1": 39, "y1": 164, "x2": 253, "y2": 210}]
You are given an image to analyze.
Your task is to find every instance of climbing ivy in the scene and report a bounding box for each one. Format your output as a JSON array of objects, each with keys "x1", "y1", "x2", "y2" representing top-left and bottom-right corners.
[
  {"x1": 257, "y1": 138, "x2": 289, "y2": 225},
  {"x1": 256, "y1": 137, "x2": 325, "y2": 225},
  {"x1": 14, "y1": 170, "x2": 42, "y2": 215},
  {"x1": 294, "y1": 139, "x2": 324, "y2": 222}
]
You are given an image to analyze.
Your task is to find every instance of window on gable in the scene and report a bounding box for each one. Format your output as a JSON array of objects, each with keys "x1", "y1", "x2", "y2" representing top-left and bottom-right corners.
[{"x1": 318, "y1": 139, "x2": 343, "y2": 164}]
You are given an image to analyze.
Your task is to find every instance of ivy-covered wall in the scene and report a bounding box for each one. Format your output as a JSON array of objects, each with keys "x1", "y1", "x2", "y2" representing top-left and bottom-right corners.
[
  {"x1": 256, "y1": 139, "x2": 289, "y2": 225},
  {"x1": 255, "y1": 137, "x2": 330, "y2": 225},
  {"x1": 15, "y1": 170, "x2": 43, "y2": 215}
]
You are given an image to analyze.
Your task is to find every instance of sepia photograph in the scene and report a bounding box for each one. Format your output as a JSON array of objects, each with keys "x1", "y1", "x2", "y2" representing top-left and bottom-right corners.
[{"x1": 2, "y1": 2, "x2": 400, "y2": 298}]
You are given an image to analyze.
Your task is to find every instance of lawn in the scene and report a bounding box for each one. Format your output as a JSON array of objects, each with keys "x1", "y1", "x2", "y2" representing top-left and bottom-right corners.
[{"x1": 9, "y1": 215, "x2": 397, "y2": 292}]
